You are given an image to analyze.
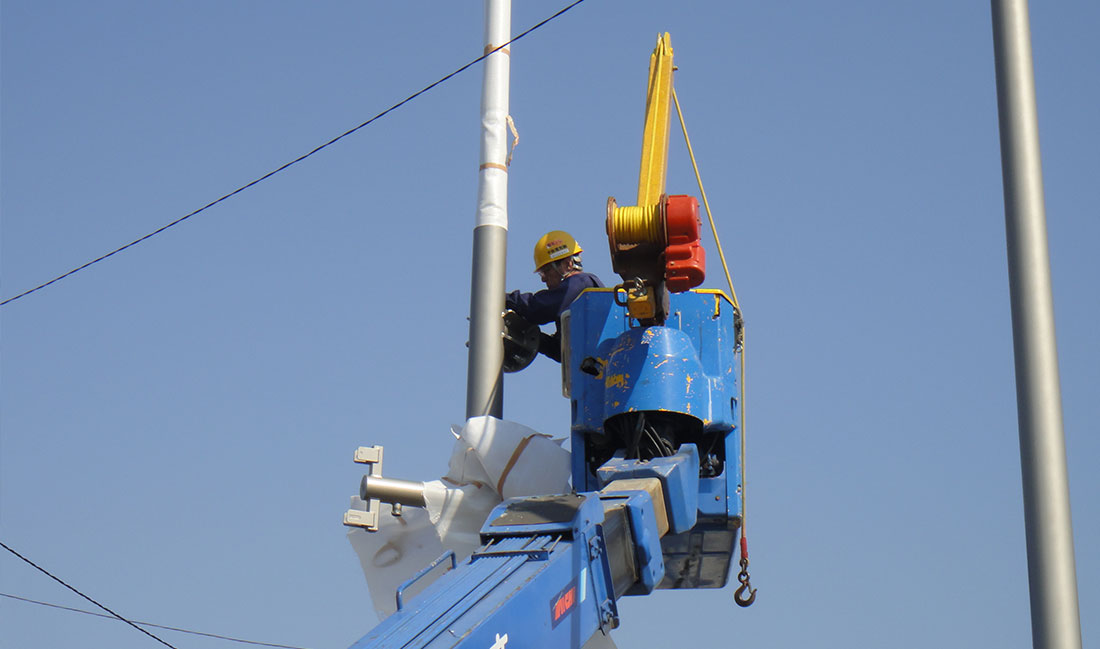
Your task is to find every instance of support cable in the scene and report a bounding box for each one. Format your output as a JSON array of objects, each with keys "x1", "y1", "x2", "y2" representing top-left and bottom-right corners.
[
  {"x1": 671, "y1": 88, "x2": 756, "y2": 605},
  {"x1": 0, "y1": 540, "x2": 180, "y2": 649},
  {"x1": 0, "y1": 593, "x2": 313, "y2": 649},
  {"x1": 1, "y1": 0, "x2": 587, "y2": 308},
  {"x1": 672, "y1": 88, "x2": 739, "y2": 311}
]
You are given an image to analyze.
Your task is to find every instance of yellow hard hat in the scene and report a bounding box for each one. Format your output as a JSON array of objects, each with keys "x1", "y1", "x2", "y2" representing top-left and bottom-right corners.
[{"x1": 533, "y1": 230, "x2": 582, "y2": 272}]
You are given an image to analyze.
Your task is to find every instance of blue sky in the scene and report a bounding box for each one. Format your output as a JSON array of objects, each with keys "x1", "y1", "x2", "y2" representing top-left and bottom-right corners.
[{"x1": 2, "y1": 2, "x2": 1097, "y2": 648}]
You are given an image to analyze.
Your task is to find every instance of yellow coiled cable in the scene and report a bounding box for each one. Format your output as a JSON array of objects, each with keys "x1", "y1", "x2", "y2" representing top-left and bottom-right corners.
[{"x1": 609, "y1": 204, "x2": 663, "y2": 245}]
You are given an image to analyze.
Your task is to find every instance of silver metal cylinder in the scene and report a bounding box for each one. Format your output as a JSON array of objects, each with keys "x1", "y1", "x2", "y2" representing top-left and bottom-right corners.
[
  {"x1": 991, "y1": 2, "x2": 1082, "y2": 647},
  {"x1": 467, "y1": 225, "x2": 507, "y2": 418},
  {"x1": 360, "y1": 475, "x2": 427, "y2": 508}
]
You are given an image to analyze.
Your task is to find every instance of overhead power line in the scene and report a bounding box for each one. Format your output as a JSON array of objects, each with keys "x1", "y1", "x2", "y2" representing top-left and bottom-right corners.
[
  {"x1": 0, "y1": 592, "x2": 314, "y2": 649},
  {"x1": 0, "y1": 0, "x2": 586, "y2": 308},
  {"x1": 0, "y1": 540, "x2": 181, "y2": 649}
]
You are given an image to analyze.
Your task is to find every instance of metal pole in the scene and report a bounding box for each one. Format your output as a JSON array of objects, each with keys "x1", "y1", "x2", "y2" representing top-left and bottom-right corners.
[
  {"x1": 990, "y1": 2, "x2": 1081, "y2": 648},
  {"x1": 466, "y1": 0, "x2": 511, "y2": 419}
]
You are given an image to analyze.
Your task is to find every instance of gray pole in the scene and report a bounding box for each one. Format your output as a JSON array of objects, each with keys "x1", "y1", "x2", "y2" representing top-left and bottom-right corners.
[
  {"x1": 466, "y1": 0, "x2": 511, "y2": 419},
  {"x1": 990, "y1": 2, "x2": 1082, "y2": 648}
]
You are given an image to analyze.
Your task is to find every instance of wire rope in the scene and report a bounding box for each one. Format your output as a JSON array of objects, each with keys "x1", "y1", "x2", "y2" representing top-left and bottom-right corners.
[
  {"x1": 671, "y1": 88, "x2": 738, "y2": 310},
  {"x1": 670, "y1": 87, "x2": 750, "y2": 545}
]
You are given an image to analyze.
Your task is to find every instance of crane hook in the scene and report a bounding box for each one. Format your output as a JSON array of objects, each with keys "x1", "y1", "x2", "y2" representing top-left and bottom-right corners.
[
  {"x1": 734, "y1": 557, "x2": 757, "y2": 607},
  {"x1": 734, "y1": 581, "x2": 757, "y2": 607}
]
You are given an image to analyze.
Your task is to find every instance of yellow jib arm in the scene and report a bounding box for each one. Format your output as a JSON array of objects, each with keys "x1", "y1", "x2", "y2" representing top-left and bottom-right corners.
[{"x1": 636, "y1": 33, "x2": 675, "y2": 207}]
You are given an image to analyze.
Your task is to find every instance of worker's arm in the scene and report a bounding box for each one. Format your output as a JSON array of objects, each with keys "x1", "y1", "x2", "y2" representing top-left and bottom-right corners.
[
  {"x1": 538, "y1": 332, "x2": 562, "y2": 362},
  {"x1": 507, "y1": 274, "x2": 605, "y2": 325},
  {"x1": 505, "y1": 287, "x2": 567, "y2": 325}
]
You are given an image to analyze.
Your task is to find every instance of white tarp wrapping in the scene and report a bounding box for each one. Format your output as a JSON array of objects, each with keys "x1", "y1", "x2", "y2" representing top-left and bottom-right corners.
[
  {"x1": 422, "y1": 480, "x2": 500, "y2": 554},
  {"x1": 452, "y1": 416, "x2": 571, "y2": 500},
  {"x1": 346, "y1": 497, "x2": 444, "y2": 619},
  {"x1": 348, "y1": 416, "x2": 571, "y2": 619}
]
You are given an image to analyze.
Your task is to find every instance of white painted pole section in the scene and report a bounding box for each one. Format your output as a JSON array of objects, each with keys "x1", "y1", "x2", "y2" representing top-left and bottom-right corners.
[
  {"x1": 990, "y1": 2, "x2": 1082, "y2": 647},
  {"x1": 466, "y1": 0, "x2": 511, "y2": 419},
  {"x1": 475, "y1": 0, "x2": 511, "y2": 231}
]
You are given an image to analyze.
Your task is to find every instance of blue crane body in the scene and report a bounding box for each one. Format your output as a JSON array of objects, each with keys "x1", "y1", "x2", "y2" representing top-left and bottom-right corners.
[{"x1": 566, "y1": 288, "x2": 742, "y2": 589}]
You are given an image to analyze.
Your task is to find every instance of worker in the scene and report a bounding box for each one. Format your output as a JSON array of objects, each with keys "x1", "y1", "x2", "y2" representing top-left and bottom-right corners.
[{"x1": 506, "y1": 230, "x2": 603, "y2": 362}]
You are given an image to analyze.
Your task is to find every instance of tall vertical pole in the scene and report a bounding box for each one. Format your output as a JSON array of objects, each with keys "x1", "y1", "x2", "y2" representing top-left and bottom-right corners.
[
  {"x1": 990, "y1": 2, "x2": 1082, "y2": 648},
  {"x1": 466, "y1": 0, "x2": 511, "y2": 419}
]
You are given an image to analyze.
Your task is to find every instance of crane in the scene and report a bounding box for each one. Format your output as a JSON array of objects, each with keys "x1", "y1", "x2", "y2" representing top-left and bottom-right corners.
[{"x1": 343, "y1": 33, "x2": 749, "y2": 649}]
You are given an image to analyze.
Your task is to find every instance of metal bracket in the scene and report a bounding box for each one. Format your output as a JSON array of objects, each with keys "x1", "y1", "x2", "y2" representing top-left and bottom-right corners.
[{"x1": 343, "y1": 445, "x2": 384, "y2": 531}]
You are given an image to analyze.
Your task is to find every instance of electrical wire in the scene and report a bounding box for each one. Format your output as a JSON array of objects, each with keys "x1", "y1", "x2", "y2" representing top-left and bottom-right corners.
[
  {"x1": 0, "y1": 540, "x2": 180, "y2": 649},
  {"x1": 0, "y1": 593, "x2": 314, "y2": 649},
  {"x1": 0, "y1": 0, "x2": 588, "y2": 308}
]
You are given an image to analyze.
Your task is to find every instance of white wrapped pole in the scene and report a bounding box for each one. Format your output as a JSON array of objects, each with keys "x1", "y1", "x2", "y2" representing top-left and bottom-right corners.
[{"x1": 466, "y1": 0, "x2": 512, "y2": 419}]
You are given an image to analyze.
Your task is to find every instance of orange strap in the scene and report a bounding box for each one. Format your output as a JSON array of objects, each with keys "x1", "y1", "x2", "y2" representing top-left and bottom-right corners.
[{"x1": 496, "y1": 434, "x2": 537, "y2": 495}]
